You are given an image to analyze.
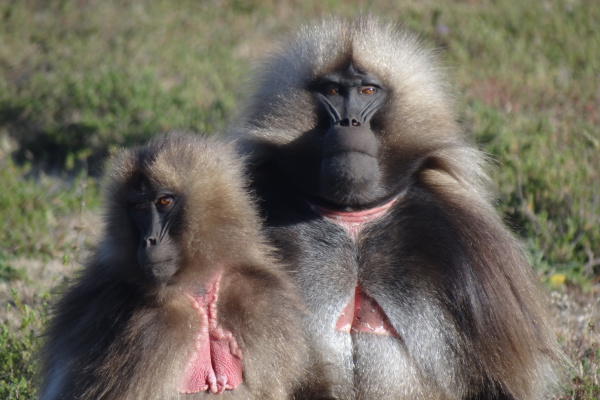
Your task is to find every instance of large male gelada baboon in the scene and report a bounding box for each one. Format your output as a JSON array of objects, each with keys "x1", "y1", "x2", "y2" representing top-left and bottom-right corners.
[
  {"x1": 228, "y1": 17, "x2": 563, "y2": 399},
  {"x1": 38, "y1": 133, "x2": 307, "y2": 400}
]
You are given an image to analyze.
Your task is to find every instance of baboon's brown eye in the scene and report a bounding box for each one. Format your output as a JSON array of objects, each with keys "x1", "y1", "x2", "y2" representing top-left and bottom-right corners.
[
  {"x1": 157, "y1": 196, "x2": 174, "y2": 207},
  {"x1": 325, "y1": 86, "x2": 340, "y2": 95},
  {"x1": 361, "y1": 86, "x2": 376, "y2": 95}
]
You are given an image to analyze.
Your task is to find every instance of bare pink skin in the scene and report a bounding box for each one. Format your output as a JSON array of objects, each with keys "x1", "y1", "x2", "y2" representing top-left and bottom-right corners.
[
  {"x1": 179, "y1": 272, "x2": 243, "y2": 394},
  {"x1": 335, "y1": 286, "x2": 399, "y2": 337},
  {"x1": 310, "y1": 198, "x2": 396, "y2": 241},
  {"x1": 312, "y1": 199, "x2": 399, "y2": 336}
]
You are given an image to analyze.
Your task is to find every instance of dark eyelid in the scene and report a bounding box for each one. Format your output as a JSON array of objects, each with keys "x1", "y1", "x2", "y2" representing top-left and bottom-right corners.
[{"x1": 131, "y1": 201, "x2": 148, "y2": 211}]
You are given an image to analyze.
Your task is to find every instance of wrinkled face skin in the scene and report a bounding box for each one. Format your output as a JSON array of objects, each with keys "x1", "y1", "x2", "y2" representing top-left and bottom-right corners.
[
  {"x1": 127, "y1": 185, "x2": 183, "y2": 284},
  {"x1": 311, "y1": 63, "x2": 388, "y2": 209}
]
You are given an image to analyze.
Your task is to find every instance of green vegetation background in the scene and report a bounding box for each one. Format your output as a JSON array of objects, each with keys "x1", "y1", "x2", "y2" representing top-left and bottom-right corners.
[{"x1": 0, "y1": 0, "x2": 598, "y2": 398}]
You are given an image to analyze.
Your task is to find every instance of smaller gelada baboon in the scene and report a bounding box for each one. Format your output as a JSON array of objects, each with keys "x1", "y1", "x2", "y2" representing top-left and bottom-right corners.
[{"x1": 38, "y1": 133, "x2": 308, "y2": 400}]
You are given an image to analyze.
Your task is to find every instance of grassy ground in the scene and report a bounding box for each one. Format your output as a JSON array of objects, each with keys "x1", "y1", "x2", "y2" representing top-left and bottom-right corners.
[{"x1": 0, "y1": 0, "x2": 598, "y2": 398}]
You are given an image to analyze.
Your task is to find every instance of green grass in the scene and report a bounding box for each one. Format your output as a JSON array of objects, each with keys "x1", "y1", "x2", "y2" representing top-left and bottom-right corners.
[
  {"x1": 0, "y1": 158, "x2": 100, "y2": 260},
  {"x1": 0, "y1": 0, "x2": 598, "y2": 398},
  {"x1": 0, "y1": 290, "x2": 46, "y2": 399}
]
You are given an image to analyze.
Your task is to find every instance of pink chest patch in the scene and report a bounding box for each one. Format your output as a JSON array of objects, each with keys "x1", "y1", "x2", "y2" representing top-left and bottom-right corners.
[
  {"x1": 310, "y1": 198, "x2": 396, "y2": 241},
  {"x1": 311, "y1": 199, "x2": 398, "y2": 336},
  {"x1": 335, "y1": 287, "x2": 399, "y2": 337},
  {"x1": 179, "y1": 273, "x2": 243, "y2": 395}
]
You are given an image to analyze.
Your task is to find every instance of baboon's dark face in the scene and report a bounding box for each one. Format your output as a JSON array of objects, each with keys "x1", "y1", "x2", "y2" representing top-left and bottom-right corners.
[
  {"x1": 127, "y1": 183, "x2": 183, "y2": 284},
  {"x1": 310, "y1": 63, "x2": 388, "y2": 209}
]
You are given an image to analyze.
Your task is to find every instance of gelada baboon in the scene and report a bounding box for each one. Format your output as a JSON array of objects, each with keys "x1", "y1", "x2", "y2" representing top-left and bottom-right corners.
[
  {"x1": 228, "y1": 17, "x2": 563, "y2": 399},
  {"x1": 38, "y1": 133, "x2": 307, "y2": 400}
]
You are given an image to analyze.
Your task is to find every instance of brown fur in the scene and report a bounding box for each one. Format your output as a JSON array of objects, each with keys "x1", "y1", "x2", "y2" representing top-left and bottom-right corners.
[
  {"x1": 38, "y1": 133, "x2": 308, "y2": 400},
  {"x1": 228, "y1": 17, "x2": 564, "y2": 399}
]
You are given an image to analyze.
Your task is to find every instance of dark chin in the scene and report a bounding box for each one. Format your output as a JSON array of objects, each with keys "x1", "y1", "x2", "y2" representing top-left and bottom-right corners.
[
  {"x1": 140, "y1": 260, "x2": 178, "y2": 284},
  {"x1": 318, "y1": 152, "x2": 383, "y2": 208}
]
